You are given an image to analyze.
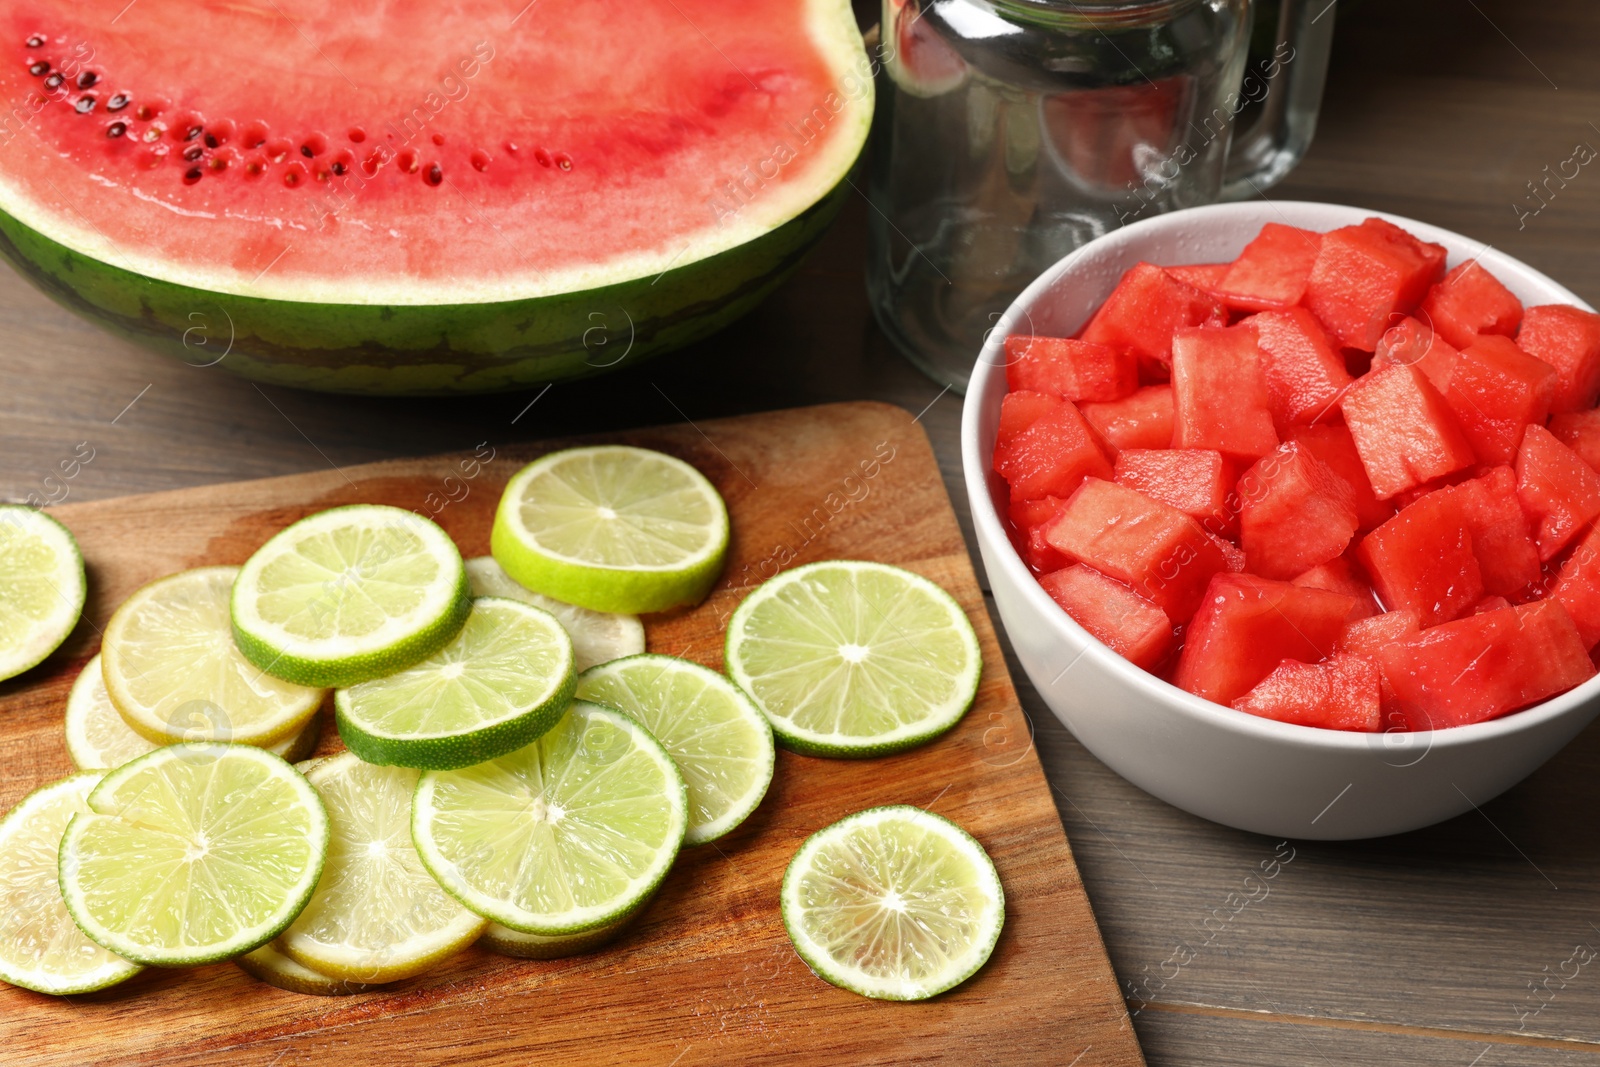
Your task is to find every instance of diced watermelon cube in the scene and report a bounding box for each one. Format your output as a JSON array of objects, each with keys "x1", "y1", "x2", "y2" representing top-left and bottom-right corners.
[
  {"x1": 998, "y1": 390, "x2": 1062, "y2": 441},
  {"x1": 1303, "y1": 218, "x2": 1447, "y2": 350},
  {"x1": 1208, "y1": 531, "x2": 1247, "y2": 572},
  {"x1": 1291, "y1": 556, "x2": 1378, "y2": 619},
  {"x1": 1005, "y1": 335, "x2": 1138, "y2": 403},
  {"x1": 1232, "y1": 653, "x2": 1381, "y2": 732},
  {"x1": 1472, "y1": 595, "x2": 1514, "y2": 615},
  {"x1": 993, "y1": 399, "x2": 1112, "y2": 503},
  {"x1": 1549, "y1": 409, "x2": 1600, "y2": 474},
  {"x1": 1377, "y1": 600, "x2": 1594, "y2": 728},
  {"x1": 1357, "y1": 489, "x2": 1485, "y2": 628},
  {"x1": 1516, "y1": 423, "x2": 1600, "y2": 560},
  {"x1": 1113, "y1": 449, "x2": 1236, "y2": 535},
  {"x1": 1438, "y1": 466, "x2": 1542, "y2": 599},
  {"x1": 1338, "y1": 609, "x2": 1420, "y2": 658},
  {"x1": 1249, "y1": 307, "x2": 1353, "y2": 429},
  {"x1": 1552, "y1": 523, "x2": 1600, "y2": 647},
  {"x1": 1285, "y1": 423, "x2": 1394, "y2": 531},
  {"x1": 1516, "y1": 304, "x2": 1600, "y2": 413},
  {"x1": 1416, "y1": 260, "x2": 1524, "y2": 349},
  {"x1": 1038, "y1": 564, "x2": 1173, "y2": 670},
  {"x1": 1042, "y1": 478, "x2": 1227, "y2": 623},
  {"x1": 1080, "y1": 263, "x2": 1226, "y2": 373},
  {"x1": 1007, "y1": 497, "x2": 1068, "y2": 574},
  {"x1": 1215, "y1": 223, "x2": 1323, "y2": 312},
  {"x1": 1371, "y1": 317, "x2": 1460, "y2": 393},
  {"x1": 1079, "y1": 385, "x2": 1174, "y2": 456},
  {"x1": 1441, "y1": 335, "x2": 1557, "y2": 465},
  {"x1": 1165, "y1": 263, "x2": 1229, "y2": 295},
  {"x1": 1173, "y1": 573, "x2": 1355, "y2": 705},
  {"x1": 1171, "y1": 324, "x2": 1279, "y2": 461},
  {"x1": 1340, "y1": 364, "x2": 1476, "y2": 500},
  {"x1": 1238, "y1": 443, "x2": 1359, "y2": 579}
]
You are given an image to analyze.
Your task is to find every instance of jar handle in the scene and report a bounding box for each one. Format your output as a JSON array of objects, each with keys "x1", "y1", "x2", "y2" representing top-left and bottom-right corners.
[{"x1": 1220, "y1": 0, "x2": 1337, "y2": 200}]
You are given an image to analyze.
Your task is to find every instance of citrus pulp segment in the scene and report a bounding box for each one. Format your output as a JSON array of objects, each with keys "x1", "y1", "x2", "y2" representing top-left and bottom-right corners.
[
  {"x1": 58, "y1": 744, "x2": 330, "y2": 966},
  {"x1": 464, "y1": 555, "x2": 645, "y2": 671},
  {"x1": 576, "y1": 654, "x2": 774, "y2": 846},
  {"x1": 490, "y1": 445, "x2": 729, "y2": 614},
  {"x1": 0, "y1": 773, "x2": 142, "y2": 994},
  {"x1": 781, "y1": 805, "x2": 1004, "y2": 1001},
  {"x1": 101, "y1": 566, "x2": 326, "y2": 746},
  {"x1": 231, "y1": 505, "x2": 471, "y2": 688},
  {"x1": 0, "y1": 506, "x2": 85, "y2": 682},
  {"x1": 334, "y1": 596, "x2": 575, "y2": 770},
  {"x1": 724, "y1": 560, "x2": 982, "y2": 756},
  {"x1": 413, "y1": 700, "x2": 687, "y2": 935}
]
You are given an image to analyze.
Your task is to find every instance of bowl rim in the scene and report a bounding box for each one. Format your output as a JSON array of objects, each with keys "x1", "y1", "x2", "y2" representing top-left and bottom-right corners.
[{"x1": 961, "y1": 198, "x2": 1600, "y2": 754}]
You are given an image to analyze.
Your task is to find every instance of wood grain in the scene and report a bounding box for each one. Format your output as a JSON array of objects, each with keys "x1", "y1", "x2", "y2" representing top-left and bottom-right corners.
[{"x1": 0, "y1": 401, "x2": 1142, "y2": 1067}]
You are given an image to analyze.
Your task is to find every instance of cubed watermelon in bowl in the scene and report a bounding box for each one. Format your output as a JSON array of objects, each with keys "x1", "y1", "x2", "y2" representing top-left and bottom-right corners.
[{"x1": 963, "y1": 200, "x2": 1600, "y2": 840}]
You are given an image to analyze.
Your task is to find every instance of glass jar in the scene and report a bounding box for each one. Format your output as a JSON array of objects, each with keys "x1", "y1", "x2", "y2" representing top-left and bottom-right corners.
[{"x1": 867, "y1": 0, "x2": 1336, "y2": 390}]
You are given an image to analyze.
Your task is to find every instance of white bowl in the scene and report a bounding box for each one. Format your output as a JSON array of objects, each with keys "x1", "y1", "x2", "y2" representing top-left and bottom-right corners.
[{"x1": 961, "y1": 200, "x2": 1600, "y2": 840}]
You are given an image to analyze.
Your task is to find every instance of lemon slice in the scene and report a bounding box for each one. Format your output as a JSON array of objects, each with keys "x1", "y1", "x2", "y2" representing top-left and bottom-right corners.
[
  {"x1": 576, "y1": 655, "x2": 774, "y2": 846},
  {"x1": 0, "y1": 773, "x2": 141, "y2": 994},
  {"x1": 781, "y1": 806, "x2": 1004, "y2": 1000},
  {"x1": 724, "y1": 561, "x2": 982, "y2": 756},
  {"x1": 490, "y1": 445, "x2": 728, "y2": 614},
  {"x1": 413, "y1": 701, "x2": 686, "y2": 935},
  {"x1": 235, "y1": 939, "x2": 377, "y2": 996},
  {"x1": 278, "y1": 753, "x2": 485, "y2": 982},
  {"x1": 101, "y1": 567, "x2": 326, "y2": 746},
  {"x1": 334, "y1": 597, "x2": 575, "y2": 770},
  {"x1": 58, "y1": 744, "x2": 329, "y2": 965},
  {"x1": 65, "y1": 653, "x2": 321, "y2": 770},
  {"x1": 0, "y1": 506, "x2": 85, "y2": 682},
  {"x1": 231, "y1": 505, "x2": 471, "y2": 688},
  {"x1": 464, "y1": 556, "x2": 644, "y2": 670}
]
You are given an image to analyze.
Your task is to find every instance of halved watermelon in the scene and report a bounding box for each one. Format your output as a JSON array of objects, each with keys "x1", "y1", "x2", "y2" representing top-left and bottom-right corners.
[{"x1": 0, "y1": 0, "x2": 872, "y2": 393}]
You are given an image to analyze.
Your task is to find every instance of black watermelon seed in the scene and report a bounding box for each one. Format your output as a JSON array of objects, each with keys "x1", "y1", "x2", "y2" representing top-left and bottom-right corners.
[
  {"x1": 182, "y1": 143, "x2": 203, "y2": 161},
  {"x1": 43, "y1": 72, "x2": 61, "y2": 89},
  {"x1": 300, "y1": 144, "x2": 314, "y2": 158},
  {"x1": 28, "y1": 61, "x2": 48, "y2": 76},
  {"x1": 184, "y1": 125, "x2": 202, "y2": 140},
  {"x1": 426, "y1": 163, "x2": 442, "y2": 186},
  {"x1": 204, "y1": 133, "x2": 218, "y2": 148},
  {"x1": 107, "y1": 121, "x2": 126, "y2": 138},
  {"x1": 76, "y1": 71, "x2": 96, "y2": 89},
  {"x1": 183, "y1": 168, "x2": 202, "y2": 184},
  {"x1": 25, "y1": 35, "x2": 43, "y2": 48},
  {"x1": 74, "y1": 95, "x2": 94, "y2": 114},
  {"x1": 106, "y1": 93, "x2": 129, "y2": 111},
  {"x1": 331, "y1": 160, "x2": 346, "y2": 175}
]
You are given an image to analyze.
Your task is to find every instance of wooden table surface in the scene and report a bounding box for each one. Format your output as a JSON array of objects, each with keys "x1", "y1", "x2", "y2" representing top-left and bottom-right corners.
[{"x1": 6, "y1": 1, "x2": 1600, "y2": 1063}]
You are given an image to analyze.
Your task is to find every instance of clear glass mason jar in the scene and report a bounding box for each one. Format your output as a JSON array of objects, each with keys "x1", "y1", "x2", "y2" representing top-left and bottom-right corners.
[{"x1": 867, "y1": 0, "x2": 1336, "y2": 391}]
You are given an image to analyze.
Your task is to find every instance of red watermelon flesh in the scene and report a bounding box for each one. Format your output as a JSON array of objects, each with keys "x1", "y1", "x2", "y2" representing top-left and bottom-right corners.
[
  {"x1": 1443, "y1": 334, "x2": 1558, "y2": 465},
  {"x1": 1005, "y1": 335, "x2": 1137, "y2": 403},
  {"x1": 1112, "y1": 449, "x2": 1236, "y2": 535},
  {"x1": 1548, "y1": 409, "x2": 1600, "y2": 473},
  {"x1": 997, "y1": 390, "x2": 1062, "y2": 440},
  {"x1": 1340, "y1": 364, "x2": 1475, "y2": 500},
  {"x1": 1173, "y1": 573, "x2": 1354, "y2": 706},
  {"x1": 1377, "y1": 601, "x2": 1594, "y2": 728},
  {"x1": 0, "y1": 0, "x2": 865, "y2": 303},
  {"x1": 1372, "y1": 317, "x2": 1460, "y2": 393},
  {"x1": 1080, "y1": 263, "x2": 1225, "y2": 374},
  {"x1": 1170, "y1": 324, "x2": 1279, "y2": 461},
  {"x1": 1552, "y1": 523, "x2": 1600, "y2": 647},
  {"x1": 1440, "y1": 466, "x2": 1542, "y2": 599},
  {"x1": 1338, "y1": 606, "x2": 1419, "y2": 658},
  {"x1": 1232, "y1": 653, "x2": 1381, "y2": 732},
  {"x1": 1166, "y1": 263, "x2": 1230, "y2": 294},
  {"x1": 993, "y1": 398, "x2": 1112, "y2": 504},
  {"x1": 1007, "y1": 497, "x2": 1069, "y2": 575},
  {"x1": 1517, "y1": 304, "x2": 1600, "y2": 413},
  {"x1": 1249, "y1": 307, "x2": 1353, "y2": 430},
  {"x1": 1039, "y1": 565, "x2": 1172, "y2": 670},
  {"x1": 1238, "y1": 443, "x2": 1359, "y2": 580},
  {"x1": 1291, "y1": 556, "x2": 1378, "y2": 619},
  {"x1": 1079, "y1": 385, "x2": 1174, "y2": 456},
  {"x1": 1473, "y1": 595, "x2": 1514, "y2": 615},
  {"x1": 1517, "y1": 423, "x2": 1600, "y2": 560},
  {"x1": 1417, "y1": 260, "x2": 1524, "y2": 350},
  {"x1": 1285, "y1": 423, "x2": 1394, "y2": 531},
  {"x1": 1357, "y1": 488, "x2": 1485, "y2": 628},
  {"x1": 1303, "y1": 219, "x2": 1447, "y2": 350},
  {"x1": 1216, "y1": 223, "x2": 1322, "y2": 312}
]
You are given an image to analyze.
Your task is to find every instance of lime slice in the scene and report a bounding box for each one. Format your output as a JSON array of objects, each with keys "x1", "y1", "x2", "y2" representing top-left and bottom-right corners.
[
  {"x1": 0, "y1": 506, "x2": 86, "y2": 682},
  {"x1": 278, "y1": 753, "x2": 485, "y2": 982},
  {"x1": 65, "y1": 653, "x2": 321, "y2": 770},
  {"x1": 334, "y1": 597, "x2": 575, "y2": 770},
  {"x1": 479, "y1": 909, "x2": 641, "y2": 959},
  {"x1": 58, "y1": 744, "x2": 330, "y2": 966},
  {"x1": 464, "y1": 556, "x2": 644, "y2": 671},
  {"x1": 413, "y1": 700, "x2": 686, "y2": 935},
  {"x1": 102, "y1": 567, "x2": 326, "y2": 746},
  {"x1": 232, "y1": 505, "x2": 471, "y2": 688},
  {"x1": 490, "y1": 445, "x2": 728, "y2": 614},
  {"x1": 235, "y1": 939, "x2": 377, "y2": 996},
  {"x1": 576, "y1": 655, "x2": 774, "y2": 846},
  {"x1": 0, "y1": 773, "x2": 141, "y2": 994},
  {"x1": 724, "y1": 561, "x2": 982, "y2": 757},
  {"x1": 781, "y1": 806, "x2": 1004, "y2": 1001}
]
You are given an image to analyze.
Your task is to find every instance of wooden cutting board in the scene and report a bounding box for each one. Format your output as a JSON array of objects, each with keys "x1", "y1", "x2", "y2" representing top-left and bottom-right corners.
[{"x1": 0, "y1": 401, "x2": 1143, "y2": 1067}]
